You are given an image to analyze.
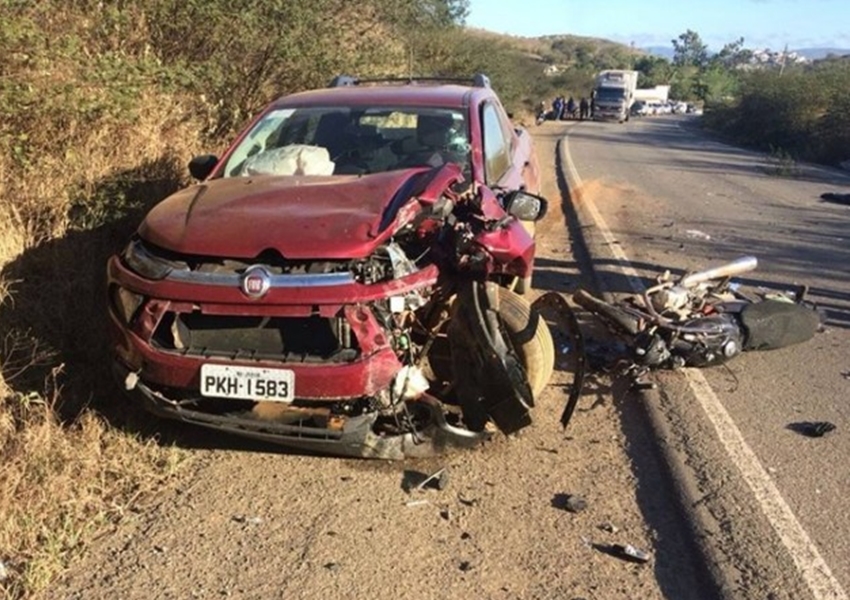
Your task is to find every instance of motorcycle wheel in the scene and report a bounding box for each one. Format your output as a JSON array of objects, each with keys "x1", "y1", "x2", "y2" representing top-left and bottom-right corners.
[{"x1": 496, "y1": 287, "x2": 555, "y2": 398}]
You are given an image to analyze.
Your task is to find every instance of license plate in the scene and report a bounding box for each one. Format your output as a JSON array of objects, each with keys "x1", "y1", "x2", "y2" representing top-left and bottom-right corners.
[{"x1": 200, "y1": 364, "x2": 295, "y2": 402}]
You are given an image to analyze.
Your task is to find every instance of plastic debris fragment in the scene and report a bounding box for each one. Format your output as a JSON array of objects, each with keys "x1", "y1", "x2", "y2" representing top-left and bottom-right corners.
[
  {"x1": 611, "y1": 543, "x2": 651, "y2": 563},
  {"x1": 787, "y1": 421, "x2": 836, "y2": 438}
]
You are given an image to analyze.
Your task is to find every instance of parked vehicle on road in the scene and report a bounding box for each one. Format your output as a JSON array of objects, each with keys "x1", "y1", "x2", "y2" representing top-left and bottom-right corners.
[
  {"x1": 631, "y1": 100, "x2": 650, "y2": 117},
  {"x1": 107, "y1": 74, "x2": 555, "y2": 459},
  {"x1": 592, "y1": 69, "x2": 639, "y2": 123}
]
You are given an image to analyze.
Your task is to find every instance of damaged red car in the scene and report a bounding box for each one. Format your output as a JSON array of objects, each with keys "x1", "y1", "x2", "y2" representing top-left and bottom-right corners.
[{"x1": 107, "y1": 74, "x2": 555, "y2": 458}]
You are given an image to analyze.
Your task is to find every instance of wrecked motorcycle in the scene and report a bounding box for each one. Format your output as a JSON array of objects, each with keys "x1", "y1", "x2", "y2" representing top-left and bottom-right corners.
[{"x1": 573, "y1": 256, "x2": 821, "y2": 371}]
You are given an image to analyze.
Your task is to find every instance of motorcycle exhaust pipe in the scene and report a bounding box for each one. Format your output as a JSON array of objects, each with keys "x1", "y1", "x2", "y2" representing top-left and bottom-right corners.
[{"x1": 680, "y1": 256, "x2": 757, "y2": 288}]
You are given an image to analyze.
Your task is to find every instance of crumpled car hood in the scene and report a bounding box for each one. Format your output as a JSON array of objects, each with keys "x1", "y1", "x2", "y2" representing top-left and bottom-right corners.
[{"x1": 139, "y1": 170, "x2": 424, "y2": 259}]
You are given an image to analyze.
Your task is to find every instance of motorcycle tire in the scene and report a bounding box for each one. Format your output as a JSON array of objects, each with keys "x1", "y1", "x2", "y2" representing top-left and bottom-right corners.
[
  {"x1": 572, "y1": 289, "x2": 642, "y2": 336},
  {"x1": 496, "y1": 287, "x2": 555, "y2": 399}
]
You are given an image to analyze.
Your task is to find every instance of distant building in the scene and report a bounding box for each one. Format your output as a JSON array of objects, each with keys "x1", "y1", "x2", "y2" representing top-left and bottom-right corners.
[{"x1": 750, "y1": 48, "x2": 809, "y2": 66}]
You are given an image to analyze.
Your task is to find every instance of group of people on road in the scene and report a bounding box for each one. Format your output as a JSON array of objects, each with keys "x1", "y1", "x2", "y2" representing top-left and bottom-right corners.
[{"x1": 537, "y1": 94, "x2": 592, "y2": 124}]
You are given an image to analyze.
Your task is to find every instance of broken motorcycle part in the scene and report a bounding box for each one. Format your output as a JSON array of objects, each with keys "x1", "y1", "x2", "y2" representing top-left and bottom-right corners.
[{"x1": 786, "y1": 421, "x2": 836, "y2": 438}]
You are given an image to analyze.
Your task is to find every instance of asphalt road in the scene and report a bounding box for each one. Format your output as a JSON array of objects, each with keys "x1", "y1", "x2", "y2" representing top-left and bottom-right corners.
[{"x1": 559, "y1": 113, "x2": 850, "y2": 600}]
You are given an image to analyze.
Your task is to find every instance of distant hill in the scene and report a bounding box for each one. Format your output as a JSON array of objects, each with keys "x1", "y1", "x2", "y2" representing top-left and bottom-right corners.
[
  {"x1": 794, "y1": 47, "x2": 850, "y2": 60},
  {"x1": 642, "y1": 46, "x2": 674, "y2": 60},
  {"x1": 641, "y1": 45, "x2": 850, "y2": 62}
]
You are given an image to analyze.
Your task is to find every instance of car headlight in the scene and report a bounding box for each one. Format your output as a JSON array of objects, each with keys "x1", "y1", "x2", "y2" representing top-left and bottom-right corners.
[
  {"x1": 111, "y1": 284, "x2": 144, "y2": 324},
  {"x1": 121, "y1": 238, "x2": 175, "y2": 280}
]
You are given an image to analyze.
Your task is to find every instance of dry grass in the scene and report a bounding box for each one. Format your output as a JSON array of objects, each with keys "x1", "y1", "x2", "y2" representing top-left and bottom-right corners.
[
  {"x1": 0, "y1": 83, "x2": 201, "y2": 598},
  {"x1": 0, "y1": 380, "x2": 186, "y2": 598}
]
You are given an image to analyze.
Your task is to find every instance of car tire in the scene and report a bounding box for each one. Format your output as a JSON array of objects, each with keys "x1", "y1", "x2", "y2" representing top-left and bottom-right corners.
[{"x1": 496, "y1": 287, "x2": 554, "y2": 398}]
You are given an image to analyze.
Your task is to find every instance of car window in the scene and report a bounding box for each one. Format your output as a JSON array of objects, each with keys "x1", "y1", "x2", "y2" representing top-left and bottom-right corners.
[
  {"x1": 221, "y1": 106, "x2": 471, "y2": 178},
  {"x1": 481, "y1": 102, "x2": 511, "y2": 183}
]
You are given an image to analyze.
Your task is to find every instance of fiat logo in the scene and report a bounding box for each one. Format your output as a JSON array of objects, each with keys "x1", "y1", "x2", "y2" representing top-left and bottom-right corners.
[{"x1": 240, "y1": 265, "x2": 271, "y2": 298}]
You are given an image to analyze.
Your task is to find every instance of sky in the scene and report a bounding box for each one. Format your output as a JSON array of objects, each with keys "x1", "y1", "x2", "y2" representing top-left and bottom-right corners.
[{"x1": 465, "y1": 0, "x2": 850, "y2": 51}]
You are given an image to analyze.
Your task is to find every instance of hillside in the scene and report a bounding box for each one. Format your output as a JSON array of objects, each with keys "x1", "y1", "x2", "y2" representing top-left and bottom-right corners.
[
  {"x1": 461, "y1": 29, "x2": 643, "y2": 110},
  {"x1": 642, "y1": 44, "x2": 850, "y2": 62}
]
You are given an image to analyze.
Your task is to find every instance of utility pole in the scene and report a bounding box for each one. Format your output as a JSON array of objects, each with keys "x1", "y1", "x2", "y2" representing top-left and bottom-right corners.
[{"x1": 779, "y1": 42, "x2": 788, "y2": 76}]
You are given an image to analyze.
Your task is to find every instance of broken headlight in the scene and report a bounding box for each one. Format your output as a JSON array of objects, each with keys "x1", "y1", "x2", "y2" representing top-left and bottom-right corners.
[
  {"x1": 121, "y1": 238, "x2": 181, "y2": 281},
  {"x1": 111, "y1": 285, "x2": 144, "y2": 324},
  {"x1": 352, "y1": 241, "x2": 422, "y2": 285}
]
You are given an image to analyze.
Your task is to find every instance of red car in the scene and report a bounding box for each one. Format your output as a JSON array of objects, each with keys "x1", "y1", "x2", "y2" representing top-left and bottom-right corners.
[{"x1": 108, "y1": 74, "x2": 554, "y2": 458}]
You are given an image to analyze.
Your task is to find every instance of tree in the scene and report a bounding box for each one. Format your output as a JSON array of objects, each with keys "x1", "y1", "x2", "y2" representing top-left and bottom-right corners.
[
  {"x1": 697, "y1": 66, "x2": 739, "y2": 103},
  {"x1": 672, "y1": 29, "x2": 708, "y2": 68},
  {"x1": 670, "y1": 65, "x2": 699, "y2": 100},
  {"x1": 634, "y1": 55, "x2": 674, "y2": 87},
  {"x1": 712, "y1": 37, "x2": 753, "y2": 69},
  {"x1": 378, "y1": 0, "x2": 469, "y2": 30}
]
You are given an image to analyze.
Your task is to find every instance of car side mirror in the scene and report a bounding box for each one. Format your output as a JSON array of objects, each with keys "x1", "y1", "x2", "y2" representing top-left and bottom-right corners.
[
  {"x1": 188, "y1": 154, "x2": 219, "y2": 180},
  {"x1": 503, "y1": 190, "x2": 548, "y2": 222}
]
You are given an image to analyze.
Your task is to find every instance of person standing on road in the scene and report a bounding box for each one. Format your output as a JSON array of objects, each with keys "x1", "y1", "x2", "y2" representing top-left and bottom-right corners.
[
  {"x1": 579, "y1": 97, "x2": 589, "y2": 120},
  {"x1": 536, "y1": 100, "x2": 548, "y2": 124},
  {"x1": 566, "y1": 96, "x2": 576, "y2": 119}
]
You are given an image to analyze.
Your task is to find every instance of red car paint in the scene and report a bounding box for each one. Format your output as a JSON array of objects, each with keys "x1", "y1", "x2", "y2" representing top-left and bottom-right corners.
[{"x1": 107, "y1": 76, "x2": 548, "y2": 457}]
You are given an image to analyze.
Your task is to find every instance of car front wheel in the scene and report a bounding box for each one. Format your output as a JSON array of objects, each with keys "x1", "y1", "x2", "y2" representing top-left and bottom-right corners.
[{"x1": 496, "y1": 286, "x2": 555, "y2": 398}]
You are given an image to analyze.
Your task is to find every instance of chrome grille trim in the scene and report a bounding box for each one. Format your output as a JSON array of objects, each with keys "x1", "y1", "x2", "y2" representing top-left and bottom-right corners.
[{"x1": 166, "y1": 270, "x2": 355, "y2": 287}]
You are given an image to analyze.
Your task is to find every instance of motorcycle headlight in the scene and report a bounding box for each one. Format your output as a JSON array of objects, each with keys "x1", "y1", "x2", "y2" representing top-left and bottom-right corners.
[{"x1": 122, "y1": 238, "x2": 175, "y2": 280}]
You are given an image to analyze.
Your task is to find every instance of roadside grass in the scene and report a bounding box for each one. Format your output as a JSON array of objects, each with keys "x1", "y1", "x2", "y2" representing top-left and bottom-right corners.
[
  {"x1": 0, "y1": 383, "x2": 186, "y2": 599},
  {"x1": 0, "y1": 87, "x2": 201, "y2": 599}
]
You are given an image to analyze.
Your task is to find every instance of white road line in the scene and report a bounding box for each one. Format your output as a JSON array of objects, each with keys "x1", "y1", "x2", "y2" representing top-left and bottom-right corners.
[{"x1": 562, "y1": 135, "x2": 848, "y2": 600}]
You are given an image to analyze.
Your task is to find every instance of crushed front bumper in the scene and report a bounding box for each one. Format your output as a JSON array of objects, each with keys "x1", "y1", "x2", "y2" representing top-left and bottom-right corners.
[{"x1": 117, "y1": 361, "x2": 489, "y2": 460}]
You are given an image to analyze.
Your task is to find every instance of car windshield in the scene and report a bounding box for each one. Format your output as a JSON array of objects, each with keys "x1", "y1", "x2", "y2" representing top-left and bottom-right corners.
[
  {"x1": 595, "y1": 88, "x2": 626, "y2": 102},
  {"x1": 221, "y1": 106, "x2": 471, "y2": 178}
]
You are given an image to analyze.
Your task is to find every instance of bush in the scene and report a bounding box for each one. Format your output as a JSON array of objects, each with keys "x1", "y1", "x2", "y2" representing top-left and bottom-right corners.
[{"x1": 703, "y1": 60, "x2": 850, "y2": 166}]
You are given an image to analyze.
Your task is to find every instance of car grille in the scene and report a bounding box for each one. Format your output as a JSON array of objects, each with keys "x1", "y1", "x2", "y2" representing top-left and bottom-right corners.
[{"x1": 152, "y1": 312, "x2": 360, "y2": 363}]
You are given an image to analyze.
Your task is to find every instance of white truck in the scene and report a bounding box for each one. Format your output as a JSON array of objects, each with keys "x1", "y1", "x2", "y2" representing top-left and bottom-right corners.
[{"x1": 592, "y1": 70, "x2": 639, "y2": 123}]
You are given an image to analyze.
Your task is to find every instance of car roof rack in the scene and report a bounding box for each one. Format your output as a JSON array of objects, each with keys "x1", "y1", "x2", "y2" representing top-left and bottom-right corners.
[{"x1": 327, "y1": 73, "x2": 491, "y2": 89}]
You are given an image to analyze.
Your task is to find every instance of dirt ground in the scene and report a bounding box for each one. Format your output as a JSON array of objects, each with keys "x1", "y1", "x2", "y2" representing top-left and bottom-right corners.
[{"x1": 48, "y1": 125, "x2": 707, "y2": 600}]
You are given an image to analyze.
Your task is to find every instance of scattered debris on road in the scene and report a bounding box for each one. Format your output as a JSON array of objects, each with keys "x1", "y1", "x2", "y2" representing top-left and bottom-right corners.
[
  {"x1": 820, "y1": 192, "x2": 850, "y2": 206},
  {"x1": 685, "y1": 229, "x2": 711, "y2": 240},
  {"x1": 786, "y1": 421, "x2": 837, "y2": 438},
  {"x1": 532, "y1": 291, "x2": 587, "y2": 430},
  {"x1": 598, "y1": 522, "x2": 619, "y2": 534},
  {"x1": 415, "y1": 467, "x2": 450, "y2": 492},
  {"x1": 552, "y1": 493, "x2": 588, "y2": 513},
  {"x1": 608, "y1": 543, "x2": 652, "y2": 563}
]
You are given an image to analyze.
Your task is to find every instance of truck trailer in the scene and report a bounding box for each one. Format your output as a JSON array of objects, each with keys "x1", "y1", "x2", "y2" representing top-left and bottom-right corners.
[{"x1": 592, "y1": 70, "x2": 639, "y2": 123}]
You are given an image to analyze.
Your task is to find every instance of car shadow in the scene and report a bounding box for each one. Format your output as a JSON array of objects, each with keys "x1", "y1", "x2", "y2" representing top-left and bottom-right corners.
[{"x1": 0, "y1": 158, "x2": 185, "y2": 435}]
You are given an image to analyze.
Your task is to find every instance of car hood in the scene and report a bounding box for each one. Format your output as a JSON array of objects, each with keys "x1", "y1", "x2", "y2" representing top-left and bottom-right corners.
[{"x1": 139, "y1": 171, "x2": 424, "y2": 259}]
